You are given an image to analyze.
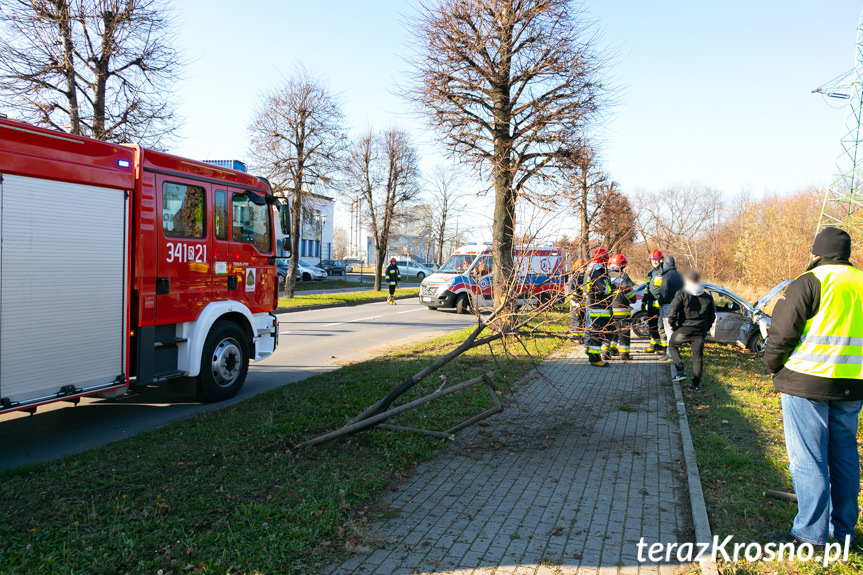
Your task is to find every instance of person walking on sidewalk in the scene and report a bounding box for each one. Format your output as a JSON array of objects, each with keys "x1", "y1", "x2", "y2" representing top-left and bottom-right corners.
[
  {"x1": 608, "y1": 253, "x2": 636, "y2": 360},
  {"x1": 667, "y1": 269, "x2": 716, "y2": 391},
  {"x1": 584, "y1": 248, "x2": 613, "y2": 367},
  {"x1": 763, "y1": 226, "x2": 863, "y2": 548},
  {"x1": 566, "y1": 258, "x2": 587, "y2": 342},
  {"x1": 643, "y1": 249, "x2": 665, "y2": 354},
  {"x1": 658, "y1": 255, "x2": 684, "y2": 357},
  {"x1": 385, "y1": 258, "x2": 401, "y2": 305}
]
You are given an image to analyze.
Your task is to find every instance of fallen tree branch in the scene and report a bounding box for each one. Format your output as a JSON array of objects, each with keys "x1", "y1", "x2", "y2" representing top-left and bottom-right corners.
[
  {"x1": 351, "y1": 323, "x2": 499, "y2": 423},
  {"x1": 297, "y1": 372, "x2": 495, "y2": 448}
]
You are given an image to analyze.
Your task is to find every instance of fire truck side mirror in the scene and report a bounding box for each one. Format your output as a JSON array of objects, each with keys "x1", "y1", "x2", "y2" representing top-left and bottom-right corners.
[{"x1": 278, "y1": 201, "x2": 291, "y2": 239}]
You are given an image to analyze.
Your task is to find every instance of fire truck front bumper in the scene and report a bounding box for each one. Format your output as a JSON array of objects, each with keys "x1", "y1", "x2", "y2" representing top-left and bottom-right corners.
[{"x1": 252, "y1": 312, "x2": 278, "y2": 360}]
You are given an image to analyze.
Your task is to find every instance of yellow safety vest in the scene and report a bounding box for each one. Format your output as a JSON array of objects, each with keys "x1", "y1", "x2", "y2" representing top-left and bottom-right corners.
[{"x1": 784, "y1": 264, "x2": 863, "y2": 379}]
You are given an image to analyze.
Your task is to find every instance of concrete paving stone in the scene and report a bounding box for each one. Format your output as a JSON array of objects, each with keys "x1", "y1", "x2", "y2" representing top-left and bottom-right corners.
[{"x1": 324, "y1": 350, "x2": 692, "y2": 575}]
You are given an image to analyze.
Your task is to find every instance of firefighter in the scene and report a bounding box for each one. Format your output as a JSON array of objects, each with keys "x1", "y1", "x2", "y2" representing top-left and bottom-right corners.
[
  {"x1": 385, "y1": 258, "x2": 401, "y2": 304},
  {"x1": 642, "y1": 250, "x2": 664, "y2": 353},
  {"x1": 584, "y1": 248, "x2": 613, "y2": 367},
  {"x1": 608, "y1": 253, "x2": 636, "y2": 361},
  {"x1": 565, "y1": 258, "x2": 587, "y2": 342},
  {"x1": 763, "y1": 227, "x2": 863, "y2": 547}
]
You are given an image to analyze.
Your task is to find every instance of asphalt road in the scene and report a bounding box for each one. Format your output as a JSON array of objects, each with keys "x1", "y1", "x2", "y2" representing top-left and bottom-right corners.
[{"x1": 0, "y1": 299, "x2": 477, "y2": 470}]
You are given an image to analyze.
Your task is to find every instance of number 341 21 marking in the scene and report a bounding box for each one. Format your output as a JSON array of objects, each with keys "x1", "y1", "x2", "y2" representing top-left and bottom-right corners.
[{"x1": 165, "y1": 242, "x2": 206, "y2": 264}]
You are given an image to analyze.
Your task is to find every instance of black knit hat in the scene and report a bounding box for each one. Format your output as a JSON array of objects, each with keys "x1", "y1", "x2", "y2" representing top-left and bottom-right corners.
[{"x1": 812, "y1": 226, "x2": 852, "y2": 260}]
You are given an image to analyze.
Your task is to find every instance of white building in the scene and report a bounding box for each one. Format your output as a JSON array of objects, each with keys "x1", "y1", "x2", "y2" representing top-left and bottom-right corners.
[{"x1": 277, "y1": 192, "x2": 334, "y2": 263}]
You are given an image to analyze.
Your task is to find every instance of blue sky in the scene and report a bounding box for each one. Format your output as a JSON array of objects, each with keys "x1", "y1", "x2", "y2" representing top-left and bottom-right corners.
[{"x1": 170, "y1": 0, "x2": 862, "y2": 231}]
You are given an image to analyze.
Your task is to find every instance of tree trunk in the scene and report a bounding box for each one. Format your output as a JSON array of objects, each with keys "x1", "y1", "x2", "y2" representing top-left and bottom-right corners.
[
  {"x1": 287, "y1": 187, "x2": 302, "y2": 297},
  {"x1": 57, "y1": 0, "x2": 80, "y2": 135},
  {"x1": 92, "y1": 9, "x2": 114, "y2": 139},
  {"x1": 373, "y1": 239, "x2": 386, "y2": 291},
  {"x1": 579, "y1": 175, "x2": 589, "y2": 260}
]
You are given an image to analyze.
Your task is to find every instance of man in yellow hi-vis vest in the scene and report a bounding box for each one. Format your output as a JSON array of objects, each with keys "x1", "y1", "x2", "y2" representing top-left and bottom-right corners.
[{"x1": 764, "y1": 227, "x2": 863, "y2": 548}]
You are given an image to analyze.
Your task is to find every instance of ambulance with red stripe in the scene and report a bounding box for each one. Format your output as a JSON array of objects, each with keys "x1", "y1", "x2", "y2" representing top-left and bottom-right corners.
[{"x1": 419, "y1": 243, "x2": 566, "y2": 313}]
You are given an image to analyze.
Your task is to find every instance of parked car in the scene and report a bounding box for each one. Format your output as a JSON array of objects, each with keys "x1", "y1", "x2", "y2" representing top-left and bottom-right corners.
[
  {"x1": 277, "y1": 258, "x2": 328, "y2": 283},
  {"x1": 628, "y1": 280, "x2": 791, "y2": 353},
  {"x1": 319, "y1": 259, "x2": 348, "y2": 276},
  {"x1": 384, "y1": 260, "x2": 435, "y2": 280},
  {"x1": 343, "y1": 259, "x2": 364, "y2": 272},
  {"x1": 426, "y1": 263, "x2": 441, "y2": 272}
]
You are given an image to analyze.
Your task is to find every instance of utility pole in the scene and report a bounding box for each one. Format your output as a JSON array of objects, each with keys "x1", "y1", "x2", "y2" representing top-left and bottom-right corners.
[{"x1": 814, "y1": 8, "x2": 863, "y2": 238}]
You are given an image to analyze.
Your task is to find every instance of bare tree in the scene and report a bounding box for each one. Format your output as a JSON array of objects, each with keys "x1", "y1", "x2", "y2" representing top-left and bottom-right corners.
[
  {"x1": 636, "y1": 185, "x2": 724, "y2": 271},
  {"x1": 332, "y1": 227, "x2": 349, "y2": 260},
  {"x1": 411, "y1": 0, "x2": 604, "y2": 314},
  {"x1": 561, "y1": 145, "x2": 609, "y2": 259},
  {"x1": 248, "y1": 70, "x2": 348, "y2": 297},
  {"x1": 426, "y1": 164, "x2": 464, "y2": 264},
  {"x1": 0, "y1": 0, "x2": 182, "y2": 147},
  {"x1": 594, "y1": 183, "x2": 637, "y2": 254},
  {"x1": 346, "y1": 129, "x2": 421, "y2": 291}
]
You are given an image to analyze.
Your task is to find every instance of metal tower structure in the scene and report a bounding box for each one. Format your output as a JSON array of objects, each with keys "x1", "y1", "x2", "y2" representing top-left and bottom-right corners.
[{"x1": 814, "y1": 9, "x2": 863, "y2": 234}]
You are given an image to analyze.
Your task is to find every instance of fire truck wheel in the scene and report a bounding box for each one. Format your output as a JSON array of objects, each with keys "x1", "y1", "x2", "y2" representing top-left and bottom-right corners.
[
  {"x1": 455, "y1": 293, "x2": 469, "y2": 315},
  {"x1": 199, "y1": 321, "x2": 250, "y2": 402}
]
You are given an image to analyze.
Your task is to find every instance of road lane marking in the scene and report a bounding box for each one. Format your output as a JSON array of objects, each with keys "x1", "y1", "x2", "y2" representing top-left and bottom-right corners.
[
  {"x1": 321, "y1": 315, "x2": 381, "y2": 327},
  {"x1": 397, "y1": 308, "x2": 425, "y2": 314}
]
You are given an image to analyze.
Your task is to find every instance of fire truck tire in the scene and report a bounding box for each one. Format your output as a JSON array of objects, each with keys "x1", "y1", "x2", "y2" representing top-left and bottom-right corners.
[
  {"x1": 198, "y1": 320, "x2": 250, "y2": 402},
  {"x1": 455, "y1": 293, "x2": 469, "y2": 315}
]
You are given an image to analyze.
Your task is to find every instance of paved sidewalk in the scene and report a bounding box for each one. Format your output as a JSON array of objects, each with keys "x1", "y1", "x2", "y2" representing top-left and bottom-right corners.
[{"x1": 325, "y1": 347, "x2": 693, "y2": 575}]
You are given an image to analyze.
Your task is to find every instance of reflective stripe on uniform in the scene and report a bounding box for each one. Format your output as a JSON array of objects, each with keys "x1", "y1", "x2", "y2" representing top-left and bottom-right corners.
[
  {"x1": 799, "y1": 334, "x2": 863, "y2": 347},
  {"x1": 587, "y1": 346, "x2": 602, "y2": 352},
  {"x1": 617, "y1": 347, "x2": 630, "y2": 353},
  {"x1": 587, "y1": 309, "x2": 611, "y2": 317}
]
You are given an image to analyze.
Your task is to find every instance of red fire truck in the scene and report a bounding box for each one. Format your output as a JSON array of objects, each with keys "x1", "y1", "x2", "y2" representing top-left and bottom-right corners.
[{"x1": 0, "y1": 117, "x2": 289, "y2": 415}]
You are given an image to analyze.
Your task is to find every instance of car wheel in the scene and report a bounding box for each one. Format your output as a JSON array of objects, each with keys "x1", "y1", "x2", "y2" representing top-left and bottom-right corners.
[
  {"x1": 417, "y1": 272, "x2": 425, "y2": 280},
  {"x1": 631, "y1": 312, "x2": 650, "y2": 339},
  {"x1": 748, "y1": 332, "x2": 767, "y2": 354},
  {"x1": 302, "y1": 272, "x2": 311, "y2": 282},
  {"x1": 198, "y1": 320, "x2": 249, "y2": 402},
  {"x1": 455, "y1": 293, "x2": 469, "y2": 315}
]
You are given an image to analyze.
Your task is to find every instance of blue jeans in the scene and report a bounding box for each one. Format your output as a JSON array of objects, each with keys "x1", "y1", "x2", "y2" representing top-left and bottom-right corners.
[{"x1": 781, "y1": 393, "x2": 862, "y2": 545}]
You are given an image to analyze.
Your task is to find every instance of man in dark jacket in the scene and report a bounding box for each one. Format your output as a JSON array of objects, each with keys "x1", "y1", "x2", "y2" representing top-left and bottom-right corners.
[
  {"x1": 763, "y1": 227, "x2": 863, "y2": 548},
  {"x1": 667, "y1": 269, "x2": 716, "y2": 391},
  {"x1": 642, "y1": 249, "x2": 665, "y2": 353},
  {"x1": 658, "y1": 255, "x2": 684, "y2": 358},
  {"x1": 385, "y1": 258, "x2": 401, "y2": 304},
  {"x1": 566, "y1": 258, "x2": 587, "y2": 341}
]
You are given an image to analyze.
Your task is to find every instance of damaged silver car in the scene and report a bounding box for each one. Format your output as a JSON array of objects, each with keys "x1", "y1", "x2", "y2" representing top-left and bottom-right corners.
[{"x1": 629, "y1": 280, "x2": 792, "y2": 353}]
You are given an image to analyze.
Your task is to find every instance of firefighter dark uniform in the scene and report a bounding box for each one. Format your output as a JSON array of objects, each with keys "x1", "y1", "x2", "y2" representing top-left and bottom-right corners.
[
  {"x1": 584, "y1": 249, "x2": 613, "y2": 367},
  {"x1": 763, "y1": 227, "x2": 863, "y2": 546},
  {"x1": 385, "y1": 259, "x2": 401, "y2": 304},
  {"x1": 608, "y1": 254, "x2": 636, "y2": 361},
  {"x1": 643, "y1": 249, "x2": 664, "y2": 353},
  {"x1": 565, "y1": 258, "x2": 586, "y2": 341}
]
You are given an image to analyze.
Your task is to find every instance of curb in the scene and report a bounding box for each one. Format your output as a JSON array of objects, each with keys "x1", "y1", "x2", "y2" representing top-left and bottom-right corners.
[
  {"x1": 273, "y1": 293, "x2": 418, "y2": 315},
  {"x1": 668, "y1": 362, "x2": 720, "y2": 575}
]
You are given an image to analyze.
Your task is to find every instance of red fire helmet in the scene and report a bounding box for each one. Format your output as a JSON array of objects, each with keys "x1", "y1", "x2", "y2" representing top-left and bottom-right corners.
[
  {"x1": 648, "y1": 249, "x2": 663, "y2": 262},
  {"x1": 592, "y1": 248, "x2": 609, "y2": 263},
  {"x1": 609, "y1": 253, "x2": 628, "y2": 268}
]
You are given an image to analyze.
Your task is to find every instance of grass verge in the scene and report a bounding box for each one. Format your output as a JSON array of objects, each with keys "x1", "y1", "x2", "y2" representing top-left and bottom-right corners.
[
  {"x1": 0, "y1": 319, "x2": 567, "y2": 575},
  {"x1": 678, "y1": 343, "x2": 863, "y2": 574},
  {"x1": 278, "y1": 287, "x2": 420, "y2": 309}
]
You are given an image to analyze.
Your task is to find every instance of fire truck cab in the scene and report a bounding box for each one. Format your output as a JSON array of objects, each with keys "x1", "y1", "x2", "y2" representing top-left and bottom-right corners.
[{"x1": 0, "y1": 118, "x2": 288, "y2": 415}]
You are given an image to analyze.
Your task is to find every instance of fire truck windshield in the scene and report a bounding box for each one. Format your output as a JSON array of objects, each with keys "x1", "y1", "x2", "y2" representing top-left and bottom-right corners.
[{"x1": 439, "y1": 254, "x2": 476, "y2": 274}]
